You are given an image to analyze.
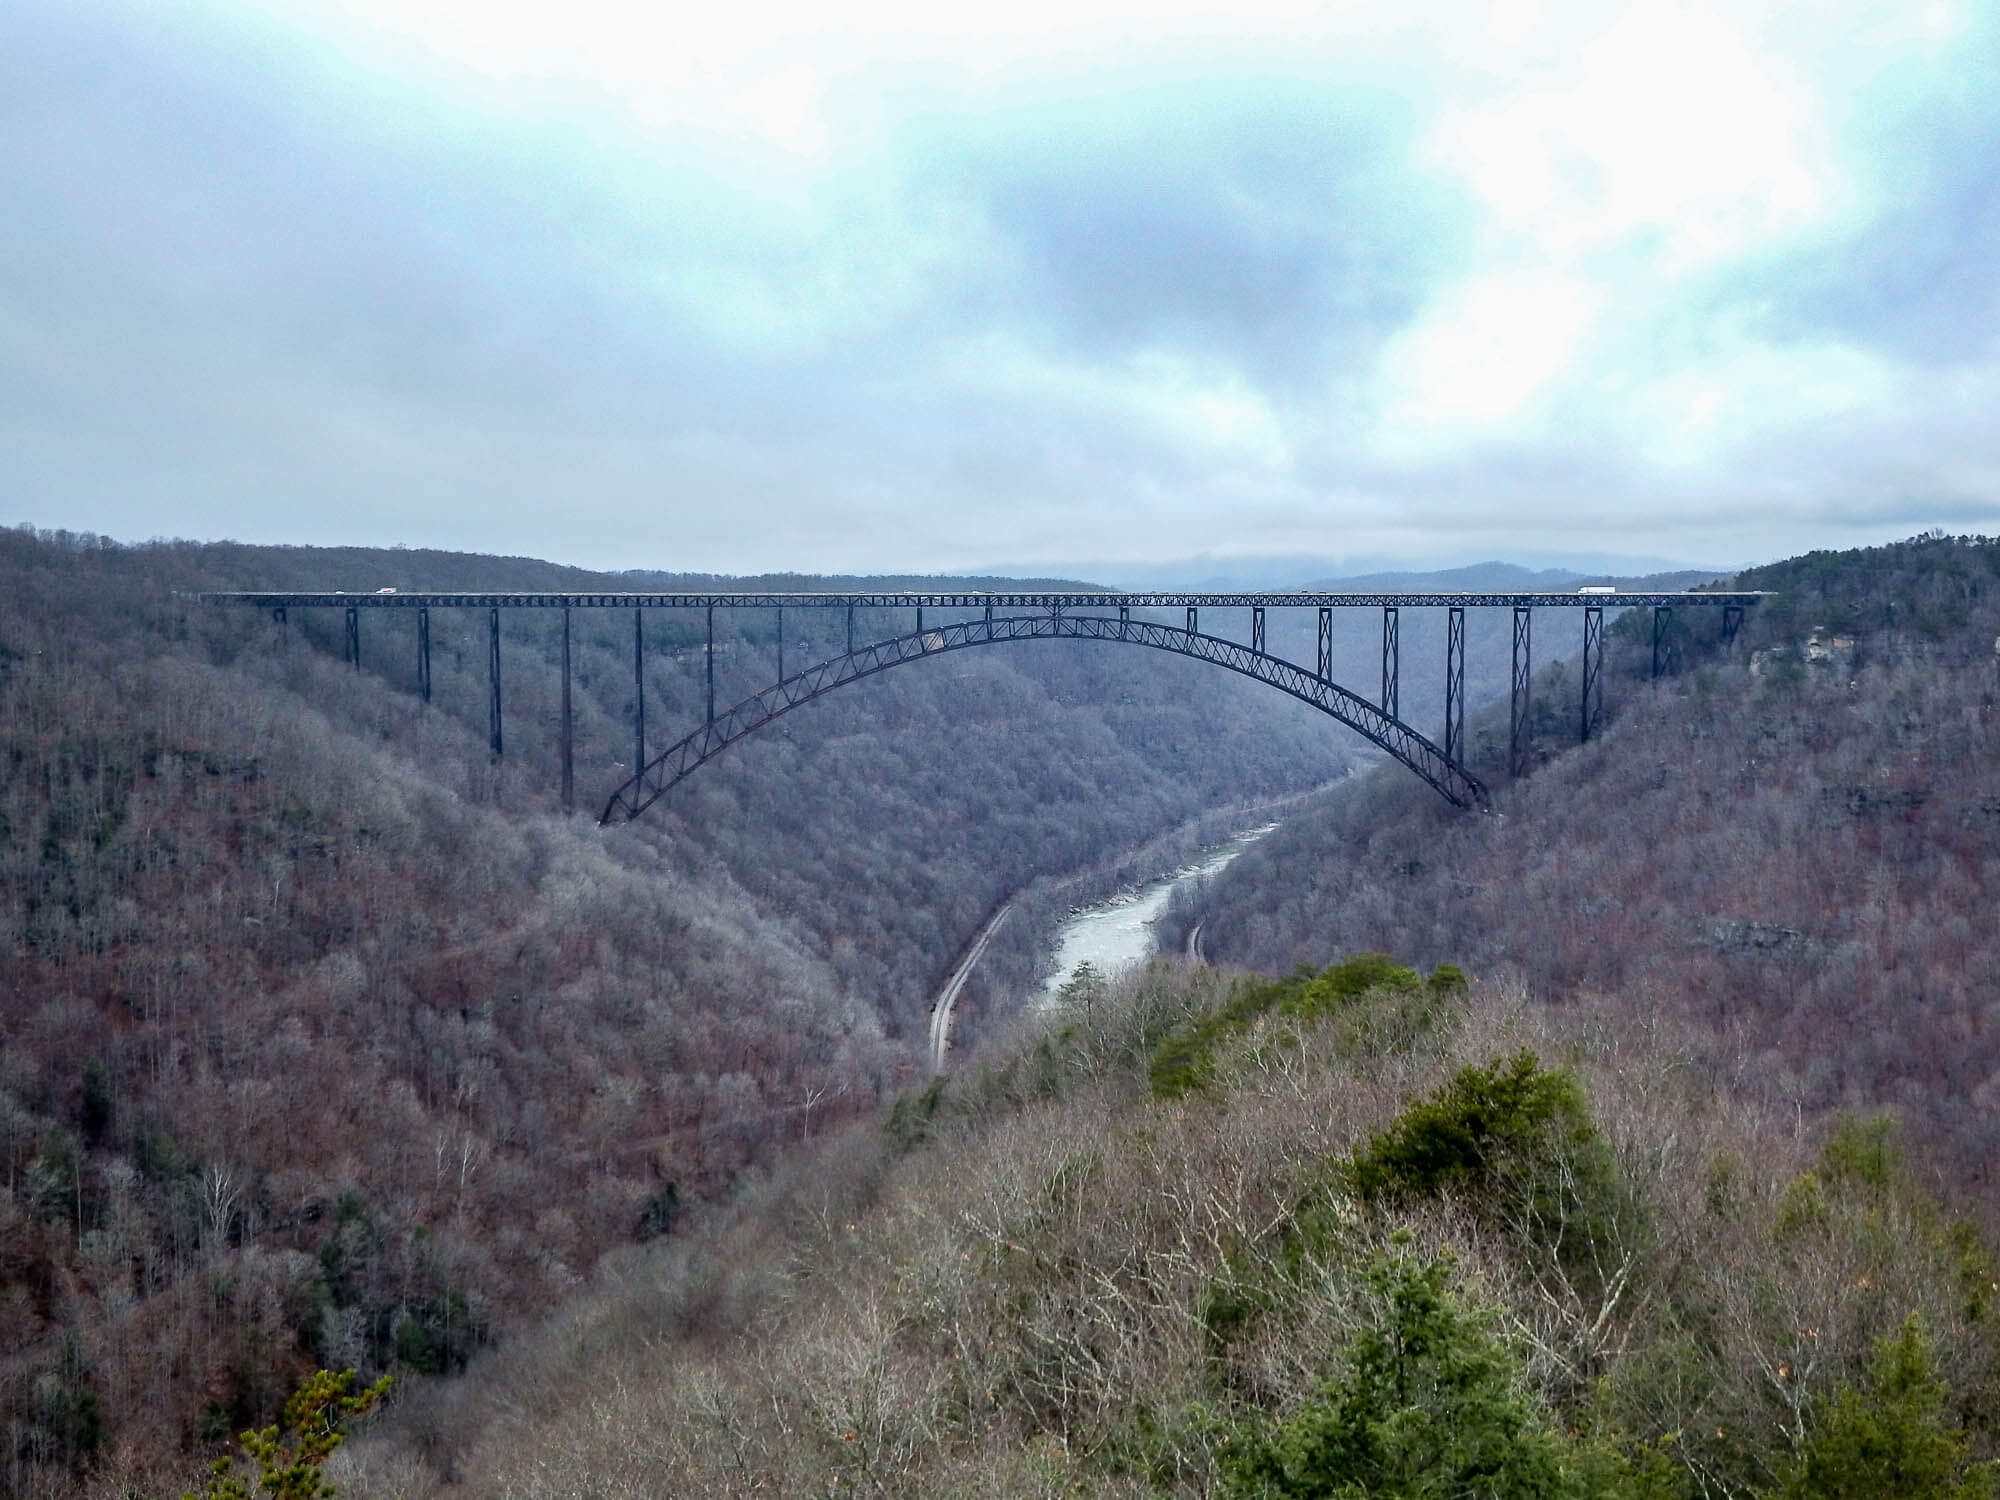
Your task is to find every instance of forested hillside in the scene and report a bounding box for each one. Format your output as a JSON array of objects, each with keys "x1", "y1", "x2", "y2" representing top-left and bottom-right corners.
[
  {"x1": 14, "y1": 527, "x2": 1989, "y2": 1499},
  {"x1": 0, "y1": 527, "x2": 1348, "y2": 1493},
  {"x1": 1177, "y1": 533, "x2": 2000, "y2": 1203},
  {"x1": 330, "y1": 958, "x2": 2000, "y2": 1499}
]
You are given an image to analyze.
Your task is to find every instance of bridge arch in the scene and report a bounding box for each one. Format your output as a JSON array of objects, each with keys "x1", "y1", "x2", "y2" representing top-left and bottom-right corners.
[{"x1": 599, "y1": 612, "x2": 1486, "y2": 824}]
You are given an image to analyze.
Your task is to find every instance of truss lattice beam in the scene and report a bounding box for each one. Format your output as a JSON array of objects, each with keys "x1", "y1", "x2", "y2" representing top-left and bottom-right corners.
[{"x1": 599, "y1": 613, "x2": 1488, "y2": 824}]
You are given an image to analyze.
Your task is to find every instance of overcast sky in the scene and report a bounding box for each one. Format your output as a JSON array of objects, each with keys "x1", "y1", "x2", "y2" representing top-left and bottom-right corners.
[{"x1": 4, "y1": 0, "x2": 1997, "y2": 574}]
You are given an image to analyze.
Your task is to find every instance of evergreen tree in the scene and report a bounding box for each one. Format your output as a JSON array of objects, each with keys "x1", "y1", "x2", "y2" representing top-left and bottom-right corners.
[
  {"x1": 1778, "y1": 1315, "x2": 1995, "y2": 1500},
  {"x1": 184, "y1": 1369, "x2": 392, "y2": 1500},
  {"x1": 1225, "y1": 1242, "x2": 1615, "y2": 1499}
]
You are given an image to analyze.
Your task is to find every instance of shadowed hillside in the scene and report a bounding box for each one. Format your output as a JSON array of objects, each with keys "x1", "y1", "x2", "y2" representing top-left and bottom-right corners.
[
  {"x1": 0, "y1": 527, "x2": 1350, "y2": 1493},
  {"x1": 1177, "y1": 532, "x2": 2000, "y2": 1203},
  {"x1": 327, "y1": 958, "x2": 2000, "y2": 1499},
  {"x1": 12, "y1": 527, "x2": 1997, "y2": 1498}
]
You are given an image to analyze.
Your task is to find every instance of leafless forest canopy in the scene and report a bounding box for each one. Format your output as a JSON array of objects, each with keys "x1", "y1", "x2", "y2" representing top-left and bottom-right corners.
[
  {"x1": 0, "y1": 528, "x2": 1346, "y2": 1492},
  {"x1": 8, "y1": 527, "x2": 2000, "y2": 1499},
  {"x1": 336, "y1": 963, "x2": 2000, "y2": 1500},
  {"x1": 1174, "y1": 535, "x2": 2000, "y2": 1201}
]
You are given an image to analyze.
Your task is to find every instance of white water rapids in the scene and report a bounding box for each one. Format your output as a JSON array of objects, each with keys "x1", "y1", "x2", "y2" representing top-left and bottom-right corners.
[{"x1": 1041, "y1": 822, "x2": 1276, "y2": 999}]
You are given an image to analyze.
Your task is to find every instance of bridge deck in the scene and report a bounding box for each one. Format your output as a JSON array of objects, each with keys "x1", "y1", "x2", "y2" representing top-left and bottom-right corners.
[{"x1": 192, "y1": 589, "x2": 1765, "y2": 610}]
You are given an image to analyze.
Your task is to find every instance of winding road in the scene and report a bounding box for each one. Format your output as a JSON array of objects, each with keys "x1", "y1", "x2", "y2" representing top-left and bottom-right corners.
[{"x1": 928, "y1": 902, "x2": 1013, "y2": 1074}]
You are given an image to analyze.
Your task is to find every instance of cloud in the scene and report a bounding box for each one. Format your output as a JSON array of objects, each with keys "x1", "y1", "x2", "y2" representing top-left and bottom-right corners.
[
  {"x1": 891, "y1": 62, "x2": 1468, "y2": 391},
  {"x1": 1725, "y1": 6, "x2": 2000, "y2": 366},
  {"x1": 4, "y1": 0, "x2": 2000, "y2": 572}
]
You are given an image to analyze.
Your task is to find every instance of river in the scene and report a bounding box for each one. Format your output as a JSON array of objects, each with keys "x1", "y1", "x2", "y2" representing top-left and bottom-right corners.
[{"x1": 1041, "y1": 822, "x2": 1277, "y2": 999}]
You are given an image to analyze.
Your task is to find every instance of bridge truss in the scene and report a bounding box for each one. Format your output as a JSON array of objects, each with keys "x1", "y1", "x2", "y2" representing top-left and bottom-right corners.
[
  {"x1": 601, "y1": 611, "x2": 1486, "y2": 820},
  {"x1": 194, "y1": 588, "x2": 1760, "y2": 820}
]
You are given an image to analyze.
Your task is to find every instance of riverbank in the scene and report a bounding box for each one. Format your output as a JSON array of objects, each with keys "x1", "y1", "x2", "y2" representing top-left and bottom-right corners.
[
  {"x1": 923, "y1": 772, "x2": 1354, "y2": 1060},
  {"x1": 1040, "y1": 820, "x2": 1276, "y2": 997},
  {"x1": 1011, "y1": 772, "x2": 1349, "y2": 991}
]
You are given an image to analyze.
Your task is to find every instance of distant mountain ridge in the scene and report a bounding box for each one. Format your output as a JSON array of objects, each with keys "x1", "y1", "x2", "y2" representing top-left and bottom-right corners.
[
  {"x1": 616, "y1": 568, "x2": 1111, "y2": 593},
  {"x1": 1300, "y1": 562, "x2": 1728, "y2": 593},
  {"x1": 966, "y1": 553, "x2": 1736, "y2": 591}
]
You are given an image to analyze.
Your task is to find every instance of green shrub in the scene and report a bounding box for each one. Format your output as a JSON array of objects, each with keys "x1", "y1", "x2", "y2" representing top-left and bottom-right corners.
[
  {"x1": 1775, "y1": 1113, "x2": 1995, "y2": 1296},
  {"x1": 1149, "y1": 956, "x2": 1461, "y2": 1100},
  {"x1": 1777, "y1": 1315, "x2": 1996, "y2": 1500},
  {"x1": 1347, "y1": 1049, "x2": 1631, "y2": 1290},
  {"x1": 1221, "y1": 1242, "x2": 1657, "y2": 1499},
  {"x1": 390, "y1": 1291, "x2": 482, "y2": 1376},
  {"x1": 1278, "y1": 954, "x2": 1422, "y2": 1017},
  {"x1": 184, "y1": 1368, "x2": 392, "y2": 1500},
  {"x1": 1348, "y1": 1048, "x2": 1600, "y2": 1206},
  {"x1": 79, "y1": 1059, "x2": 112, "y2": 1146},
  {"x1": 883, "y1": 1076, "x2": 948, "y2": 1151},
  {"x1": 635, "y1": 1181, "x2": 682, "y2": 1241}
]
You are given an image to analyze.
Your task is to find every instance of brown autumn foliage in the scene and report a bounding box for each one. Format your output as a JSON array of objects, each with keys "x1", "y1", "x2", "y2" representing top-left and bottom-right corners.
[
  {"x1": 14, "y1": 524, "x2": 1998, "y2": 1497},
  {"x1": 324, "y1": 960, "x2": 2000, "y2": 1499},
  {"x1": 0, "y1": 526, "x2": 1348, "y2": 1495},
  {"x1": 1179, "y1": 532, "x2": 2000, "y2": 1209}
]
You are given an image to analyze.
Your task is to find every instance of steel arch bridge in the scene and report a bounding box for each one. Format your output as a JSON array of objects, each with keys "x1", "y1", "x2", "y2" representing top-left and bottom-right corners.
[
  {"x1": 599, "y1": 611, "x2": 1486, "y2": 823},
  {"x1": 193, "y1": 586, "x2": 1763, "y2": 821}
]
